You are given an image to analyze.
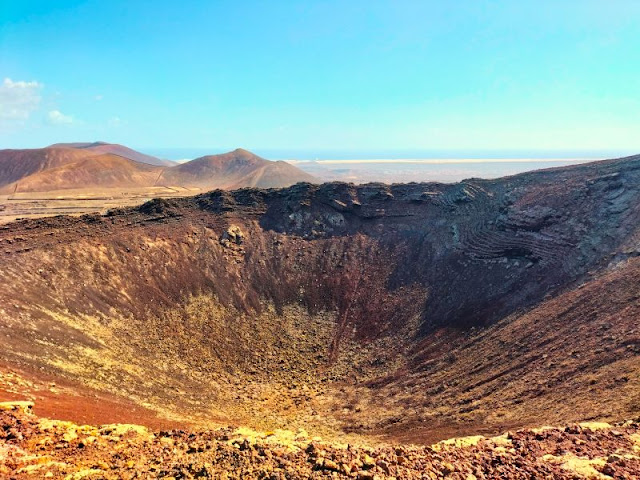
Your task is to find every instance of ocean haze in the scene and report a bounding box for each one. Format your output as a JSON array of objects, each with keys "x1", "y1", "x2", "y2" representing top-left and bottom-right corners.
[
  {"x1": 292, "y1": 158, "x2": 597, "y2": 184},
  {"x1": 143, "y1": 147, "x2": 636, "y2": 183},
  {"x1": 144, "y1": 148, "x2": 636, "y2": 161}
]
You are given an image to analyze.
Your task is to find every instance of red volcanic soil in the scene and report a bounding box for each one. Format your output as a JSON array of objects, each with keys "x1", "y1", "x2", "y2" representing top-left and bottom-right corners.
[{"x1": 0, "y1": 365, "x2": 185, "y2": 430}]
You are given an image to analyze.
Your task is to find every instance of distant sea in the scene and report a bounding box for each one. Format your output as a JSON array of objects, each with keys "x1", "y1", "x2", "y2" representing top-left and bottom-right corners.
[{"x1": 143, "y1": 148, "x2": 636, "y2": 183}]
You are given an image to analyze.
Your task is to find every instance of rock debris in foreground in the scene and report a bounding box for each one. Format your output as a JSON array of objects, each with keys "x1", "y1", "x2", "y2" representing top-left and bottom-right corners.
[{"x1": 2, "y1": 403, "x2": 640, "y2": 479}]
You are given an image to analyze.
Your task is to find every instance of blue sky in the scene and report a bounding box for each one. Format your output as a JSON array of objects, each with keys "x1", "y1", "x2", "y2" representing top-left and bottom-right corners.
[{"x1": 1, "y1": 0, "x2": 639, "y2": 156}]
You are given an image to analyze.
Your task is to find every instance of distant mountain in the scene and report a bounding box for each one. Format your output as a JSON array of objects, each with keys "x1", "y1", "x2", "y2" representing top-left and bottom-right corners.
[
  {"x1": 0, "y1": 147, "x2": 95, "y2": 188},
  {"x1": 0, "y1": 146, "x2": 317, "y2": 193},
  {"x1": 5, "y1": 154, "x2": 162, "y2": 193},
  {"x1": 49, "y1": 142, "x2": 175, "y2": 167},
  {"x1": 158, "y1": 148, "x2": 316, "y2": 189}
]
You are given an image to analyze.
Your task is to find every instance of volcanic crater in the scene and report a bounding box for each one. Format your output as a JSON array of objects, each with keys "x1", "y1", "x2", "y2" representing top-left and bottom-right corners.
[{"x1": 1, "y1": 154, "x2": 640, "y2": 450}]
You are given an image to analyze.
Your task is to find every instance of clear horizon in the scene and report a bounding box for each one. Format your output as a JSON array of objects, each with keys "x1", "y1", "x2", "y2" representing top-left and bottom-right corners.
[
  {"x1": 2, "y1": 1, "x2": 640, "y2": 152},
  {"x1": 142, "y1": 146, "x2": 635, "y2": 163}
]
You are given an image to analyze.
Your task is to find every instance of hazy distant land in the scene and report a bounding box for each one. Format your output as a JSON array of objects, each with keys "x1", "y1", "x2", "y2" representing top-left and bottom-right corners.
[
  {"x1": 288, "y1": 157, "x2": 604, "y2": 183},
  {"x1": 146, "y1": 147, "x2": 618, "y2": 183}
]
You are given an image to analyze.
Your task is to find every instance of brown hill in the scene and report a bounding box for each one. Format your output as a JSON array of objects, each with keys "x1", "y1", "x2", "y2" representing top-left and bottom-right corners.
[
  {"x1": 0, "y1": 154, "x2": 638, "y2": 447},
  {"x1": 0, "y1": 146, "x2": 316, "y2": 193},
  {"x1": 50, "y1": 142, "x2": 174, "y2": 167},
  {"x1": 7, "y1": 154, "x2": 163, "y2": 193},
  {"x1": 157, "y1": 148, "x2": 316, "y2": 189},
  {"x1": 0, "y1": 147, "x2": 94, "y2": 188}
]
